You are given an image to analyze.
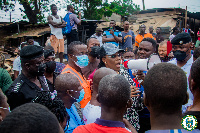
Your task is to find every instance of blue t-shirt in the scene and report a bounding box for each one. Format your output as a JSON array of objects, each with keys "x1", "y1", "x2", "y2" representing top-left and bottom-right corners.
[
  {"x1": 65, "y1": 104, "x2": 84, "y2": 133},
  {"x1": 103, "y1": 29, "x2": 122, "y2": 47},
  {"x1": 121, "y1": 30, "x2": 135, "y2": 49}
]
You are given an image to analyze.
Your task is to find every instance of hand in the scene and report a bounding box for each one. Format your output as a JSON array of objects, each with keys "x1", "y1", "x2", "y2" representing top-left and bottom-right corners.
[
  {"x1": 130, "y1": 85, "x2": 140, "y2": 98},
  {"x1": 110, "y1": 30, "x2": 114, "y2": 36},
  {"x1": 123, "y1": 118, "x2": 130, "y2": 127},
  {"x1": 58, "y1": 22, "x2": 62, "y2": 25},
  {"x1": 78, "y1": 12, "x2": 81, "y2": 16}
]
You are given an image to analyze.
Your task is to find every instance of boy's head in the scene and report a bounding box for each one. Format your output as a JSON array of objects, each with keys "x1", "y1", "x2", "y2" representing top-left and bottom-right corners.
[
  {"x1": 98, "y1": 74, "x2": 131, "y2": 109},
  {"x1": 144, "y1": 63, "x2": 188, "y2": 114}
]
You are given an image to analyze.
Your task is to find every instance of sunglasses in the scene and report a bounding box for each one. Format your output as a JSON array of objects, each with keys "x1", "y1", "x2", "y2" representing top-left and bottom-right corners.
[{"x1": 107, "y1": 53, "x2": 122, "y2": 58}]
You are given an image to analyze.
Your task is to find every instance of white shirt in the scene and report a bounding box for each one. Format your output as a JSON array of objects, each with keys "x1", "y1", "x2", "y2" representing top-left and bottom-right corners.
[
  {"x1": 82, "y1": 102, "x2": 101, "y2": 124},
  {"x1": 169, "y1": 34, "x2": 176, "y2": 41},
  {"x1": 49, "y1": 15, "x2": 63, "y2": 39},
  {"x1": 91, "y1": 33, "x2": 103, "y2": 47},
  {"x1": 168, "y1": 55, "x2": 193, "y2": 112},
  {"x1": 13, "y1": 56, "x2": 21, "y2": 75}
]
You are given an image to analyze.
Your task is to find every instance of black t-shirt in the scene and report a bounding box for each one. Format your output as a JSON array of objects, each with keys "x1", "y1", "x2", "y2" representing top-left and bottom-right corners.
[{"x1": 183, "y1": 111, "x2": 200, "y2": 130}]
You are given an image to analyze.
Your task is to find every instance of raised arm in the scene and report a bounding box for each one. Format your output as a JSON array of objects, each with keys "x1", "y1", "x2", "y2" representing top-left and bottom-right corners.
[{"x1": 110, "y1": 30, "x2": 122, "y2": 43}]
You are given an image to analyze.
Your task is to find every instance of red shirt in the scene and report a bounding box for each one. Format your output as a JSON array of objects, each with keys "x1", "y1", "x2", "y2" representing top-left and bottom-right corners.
[{"x1": 73, "y1": 118, "x2": 131, "y2": 133}]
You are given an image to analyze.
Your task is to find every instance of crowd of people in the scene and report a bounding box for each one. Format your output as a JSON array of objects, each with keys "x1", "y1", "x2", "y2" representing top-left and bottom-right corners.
[{"x1": 0, "y1": 3, "x2": 200, "y2": 133}]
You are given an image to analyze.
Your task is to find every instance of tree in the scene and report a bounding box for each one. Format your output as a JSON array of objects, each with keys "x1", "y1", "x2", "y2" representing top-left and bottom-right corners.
[
  {"x1": 103, "y1": 0, "x2": 140, "y2": 19},
  {"x1": 0, "y1": 0, "x2": 64, "y2": 23},
  {"x1": 0, "y1": 0, "x2": 140, "y2": 23},
  {"x1": 71, "y1": 0, "x2": 103, "y2": 20}
]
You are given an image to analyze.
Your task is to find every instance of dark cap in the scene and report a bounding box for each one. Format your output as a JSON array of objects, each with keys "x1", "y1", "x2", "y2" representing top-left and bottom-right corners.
[
  {"x1": 44, "y1": 49, "x2": 55, "y2": 59},
  {"x1": 103, "y1": 43, "x2": 124, "y2": 55},
  {"x1": 20, "y1": 45, "x2": 44, "y2": 60},
  {"x1": 171, "y1": 32, "x2": 191, "y2": 45}
]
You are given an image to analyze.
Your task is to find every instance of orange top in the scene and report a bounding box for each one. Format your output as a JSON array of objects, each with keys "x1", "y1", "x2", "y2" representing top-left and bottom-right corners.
[
  {"x1": 61, "y1": 65, "x2": 91, "y2": 108},
  {"x1": 135, "y1": 33, "x2": 155, "y2": 47}
]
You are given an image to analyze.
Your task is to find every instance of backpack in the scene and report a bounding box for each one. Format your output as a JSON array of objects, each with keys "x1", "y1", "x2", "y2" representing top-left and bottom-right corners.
[{"x1": 62, "y1": 13, "x2": 74, "y2": 34}]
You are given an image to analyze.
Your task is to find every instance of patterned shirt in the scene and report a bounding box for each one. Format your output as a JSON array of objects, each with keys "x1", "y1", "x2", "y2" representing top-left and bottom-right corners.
[
  {"x1": 119, "y1": 66, "x2": 142, "y2": 131},
  {"x1": 68, "y1": 11, "x2": 81, "y2": 30}
]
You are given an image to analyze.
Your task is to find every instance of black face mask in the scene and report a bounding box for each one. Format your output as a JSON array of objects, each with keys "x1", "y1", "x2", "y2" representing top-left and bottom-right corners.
[
  {"x1": 173, "y1": 49, "x2": 189, "y2": 61},
  {"x1": 45, "y1": 61, "x2": 56, "y2": 73},
  {"x1": 37, "y1": 63, "x2": 46, "y2": 76}
]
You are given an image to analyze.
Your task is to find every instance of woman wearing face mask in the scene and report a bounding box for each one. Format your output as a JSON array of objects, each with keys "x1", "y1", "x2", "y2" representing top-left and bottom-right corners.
[
  {"x1": 44, "y1": 46, "x2": 59, "y2": 92},
  {"x1": 88, "y1": 43, "x2": 141, "y2": 131},
  {"x1": 0, "y1": 90, "x2": 10, "y2": 123}
]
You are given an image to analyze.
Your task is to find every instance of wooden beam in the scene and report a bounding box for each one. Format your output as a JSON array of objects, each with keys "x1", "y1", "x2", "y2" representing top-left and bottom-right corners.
[{"x1": 185, "y1": 6, "x2": 187, "y2": 28}]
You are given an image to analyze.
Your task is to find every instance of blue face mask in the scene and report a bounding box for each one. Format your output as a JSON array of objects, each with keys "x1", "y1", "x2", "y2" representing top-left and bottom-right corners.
[
  {"x1": 69, "y1": 89, "x2": 85, "y2": 103},
  {"x1": 74, "y1": 55, "x2": 89, "y2": 68}
]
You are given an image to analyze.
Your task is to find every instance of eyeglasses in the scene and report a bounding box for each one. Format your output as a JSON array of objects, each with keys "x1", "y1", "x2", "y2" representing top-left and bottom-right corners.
[{"x1": 107, "y1": 53, "x2": 121, "y2": 58}]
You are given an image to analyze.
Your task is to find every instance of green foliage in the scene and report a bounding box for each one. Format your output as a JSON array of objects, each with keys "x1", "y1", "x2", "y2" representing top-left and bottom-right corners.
[
  {"x1": 70, "y1": 0, "x2": 140, "y2": 20},
  {"x1": 0, "y1": 0, "x2": 140, "y2": 23},
  {"x1": 71, "y1": 0, "x2": 103, "y2": 20},
  {"x1": 103, "y1": 0, "x2": 140, "y2": 18}
]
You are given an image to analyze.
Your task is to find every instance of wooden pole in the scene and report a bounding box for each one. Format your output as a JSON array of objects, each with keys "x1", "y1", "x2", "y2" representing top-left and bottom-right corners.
[{"x1": 185, "y1": 6, "x2": 187, "y2": 28}]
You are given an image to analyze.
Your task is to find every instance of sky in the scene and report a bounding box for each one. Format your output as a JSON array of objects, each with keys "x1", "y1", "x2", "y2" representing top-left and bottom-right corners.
[
  {"x1": 121, "y1": 0, "x2": 200, "y2": 13},
  {"x1": 0, "y1": 0, "x2": 200, "y2": 22}
]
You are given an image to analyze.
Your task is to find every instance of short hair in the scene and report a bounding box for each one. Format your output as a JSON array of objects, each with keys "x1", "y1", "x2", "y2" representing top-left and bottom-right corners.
[
  {"x1": 144, "y1": 63, "x2": 187, "y2": 114},
  {"x1": 67, "y1": 41, "x2": 85, "y2": 55},
  {"x1": 0, "y1": 103, "x2": 61, "y2": 133},
  {"x1": 50, "y1": 4, "x2": 57, "y2": 10},
  {"x1": 67, "y1": 5, "x2": 73, "y2": 11},
  {"x1": 110, "y1": 20, "x2": 116, "y2": 23},
  {"x1": 86, "y1": 37, "x2": 97, "y2": 46},
  {"x1": 159, "y1": 40, "x2": 168, "y2": 47},
  {"x1": 32, "y1": 91, "x2": 68, "y2": 124},
  {"x1": 141, "y1": 37, "x2": 157, "y2": 50},
  {"x1": 55, "y1": 73, "x2": 79, "y2": 93},
  {"x1": 98, "y1": 74, "x2": 130, "y2": 109},
  {"x1": 26, "y1": 36, "x2": 33, "y2": 42},
  {"x1": 191, "y1": 57, "x2": 200, "y2": 87},
  {"x1": 193, "y1": 47, "x2": 200, "y2": 59}
]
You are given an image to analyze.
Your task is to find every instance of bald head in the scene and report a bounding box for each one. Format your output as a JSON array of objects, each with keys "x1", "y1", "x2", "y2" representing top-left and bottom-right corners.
[
  {"x1": 98, "y1": 74, "x2": 130, "y2": 109},
  {"x1": 55, "y1": 73, "x2": 79, "y2": 92},
  {"x1": 93, "y1": 67, "x2": 116, "y2": 92}
]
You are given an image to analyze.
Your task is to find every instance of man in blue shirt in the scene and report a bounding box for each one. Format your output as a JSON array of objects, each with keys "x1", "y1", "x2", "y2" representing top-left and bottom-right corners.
[
  {"x1": 121, "y1": 21, "x2": 135, "y2": 50},
  {"x1": 55, "y1": 73, "x2": 84, "y2": 133},
  {"x1": 102, "y1": 20, "x2": 122, "y2": 47}
]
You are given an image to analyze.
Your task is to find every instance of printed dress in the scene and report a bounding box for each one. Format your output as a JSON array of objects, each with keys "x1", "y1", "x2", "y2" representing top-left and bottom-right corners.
[{"x1": 119, "y1": 66, "x2": 143, "y2": 131}]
